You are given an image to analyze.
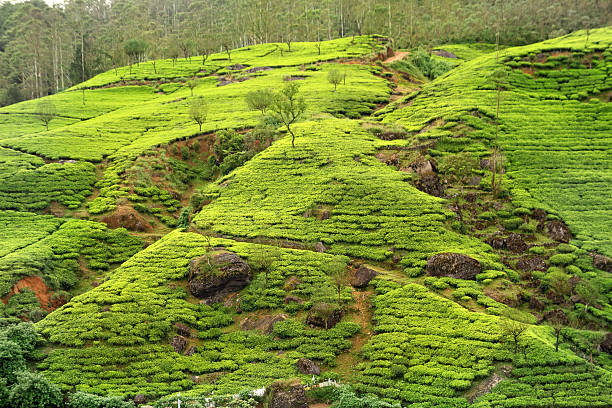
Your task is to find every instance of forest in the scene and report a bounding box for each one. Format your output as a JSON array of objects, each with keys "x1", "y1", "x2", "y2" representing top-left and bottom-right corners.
[{"x1": 0, "y1": 0, "x2": 610, "y2": 105}]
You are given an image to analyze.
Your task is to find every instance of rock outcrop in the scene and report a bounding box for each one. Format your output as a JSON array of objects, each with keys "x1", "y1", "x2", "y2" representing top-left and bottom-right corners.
[
  {"x1": 351, "y1": 265, "x2": 378, "y2": 288},
  {"x1": 592, "y1": 253, "x2": 612, "y2": 272},
  {"x1": 297, "y1": 358, "x2": 320, "y2": 375},
  {"x1": 306, "y1": 303, "x2": 344, "y2": 329},
  {"x1": 426, "y1": 253, "x2": 481, "y2": 280},
  {"x1": 547, "y1": 220, "x2": 571, "y2": 243},
  {"x1": 188, "y1": 251, "x2": 251, "y2": 302},
  {"x1": 240, "y1": 314, "x2": 288, "y2": 334},
  {"x1": 264, "y1": 380, "x2": 308, "y2": 408}
]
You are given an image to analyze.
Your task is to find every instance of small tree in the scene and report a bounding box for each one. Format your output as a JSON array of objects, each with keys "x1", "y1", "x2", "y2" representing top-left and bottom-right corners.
[
  {"x1": 124, "y1": 39, "x2": 148, "y2": 74},
  {"x1": 327, "y1": 69, "x2": 343, "y2": 92},
  {"x1": 189, "y1": 97, "x2": 207, "y2": 132},
  {"x1": 547, "y1": 310, "x2": 568, "y2": 352},
  {"x1": 328, "y1": 255, "x2": 348, "y2": 304},
  {"x1": 499, "y1": 313, "x2": 528, "y2": 355},
  {"x1": 489, "y1": 68, "x2": 508, "y2": 196},
  {"x1": 575, "y1": 282, "x2": 599, "y2": 313},
  {"x1": 249, "y1": 246, "x2": 282, "y2": 287},
  {"x1": 270, "y1": 83, "x2": 306, "y2": 148},
  {"x1": 245, "y1": 88, "x2": 275, "y2": 115},
  {"x1": 37, "y1": 99, "x2": 56, "y2": 131},
  {"x1": 315, "y1": 41, "x2": 322, "y2": 55},
  {"x1": 186, "y1": 78, "x2": 198, "y2": 96}
]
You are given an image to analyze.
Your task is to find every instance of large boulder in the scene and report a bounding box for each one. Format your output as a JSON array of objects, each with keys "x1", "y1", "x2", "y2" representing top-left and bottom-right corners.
[
  {"x1": 188, "y1": 251, "x2": 251, "y2": 301},
  {"x1": 547, "y1": 220, "x2": 571, "y2": 243},
  {"x1": 264, "y1": 380, "x2": 308, "y2": 408},
  {"x1": 351, "y1": 265, "x2": 378, "y2": 288},
  {"x1": 133, "y1": 395, "x2": 147, "y2": 405},
  {"x1": 486, "y1": 233, "x2": 527, "y2": 253},
  {"x1": 306, "y1": 303, "x2": 344, "y2": 329},
  {"x1": 240, "y1": 314, "x2": 288, "y2": 334},
  {"x1": 592, "y1": 253, "x2": 612, "y2": 272},
  {"x1": 426, "y1": 253, "x2": 481, "y2": 280},
  {"x1": 297, "y1": 358, "x2": 320, "y2": 375},
  {"x1": 505, "y1": 233, "x2": 528, "y2": 253},
  {"x1": 516, "y1": 256, "x2": 547, "y2": 272}
]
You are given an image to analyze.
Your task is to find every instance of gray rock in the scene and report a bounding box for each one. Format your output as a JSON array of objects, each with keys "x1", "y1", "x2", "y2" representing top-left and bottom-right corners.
[
  {"x1": 547, "y1": 220, "x2": 571, "y2": 243},
  {"x1": 314, "y1": 242, "x2": 327, "y2": 253},
  {"x1": 264, "y1": 380, "x2": 308, "y2": 408},
  {"x1": 188, "y1": 251, "x2": 251, "y2": 300},
  {"x1": 175, "y1": 323, "x2": 191, "y2": 338},
  {"x1": 426, "y1": 252, "x2": 481, "y2": 280},
  {"x1": 306, "y1": 303, "x2": 343, "y2": 329},
  {"x1": 240, "y1": 314, "x2": 288, "y2": 334},
  {"x1": 592, "y1": 253, "x2": 612, "y2": 272},
  {"x1": 133, "y1": 394, "x2": 147, "y2": 405},
  {"x1": 297, "y1": 358, "x2": 320, "y2": 375},
  {"x1": 351, "y1": 265, "x2": 378, "y2": 288},
  {"x1": 171, "y1": 335, "x2": 186, "y2": 353}
]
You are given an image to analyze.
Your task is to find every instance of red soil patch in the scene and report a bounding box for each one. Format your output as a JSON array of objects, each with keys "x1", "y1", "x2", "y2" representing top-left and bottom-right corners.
[
  {"x1": 383, "y1": 51, "x2": 410, "y2": 64},
  {"x1": 2, "y1": 276, "x2": 64, "y2": 312},
  {"x1": 520, "y1": 66, "x2": 536, "y2": 76}
]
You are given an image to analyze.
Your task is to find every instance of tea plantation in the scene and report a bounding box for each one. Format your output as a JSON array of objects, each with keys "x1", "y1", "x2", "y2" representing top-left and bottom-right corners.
[
  {"x1": 380, "y1": 27, "x2": 612, "y2": 257},
  {"x1": 0, "y1": 29, "x2": 610, "y2": 407}
]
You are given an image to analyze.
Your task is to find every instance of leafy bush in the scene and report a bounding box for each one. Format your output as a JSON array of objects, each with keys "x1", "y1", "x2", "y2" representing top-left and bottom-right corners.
[{"x1": 7, "y1": 371, "x2": 62, "y2": 408}]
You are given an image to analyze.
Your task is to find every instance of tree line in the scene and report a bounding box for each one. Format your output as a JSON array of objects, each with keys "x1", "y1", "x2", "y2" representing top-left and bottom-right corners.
[{"x1": 0, "y1": 0, "x2": 609, "y2": 106}]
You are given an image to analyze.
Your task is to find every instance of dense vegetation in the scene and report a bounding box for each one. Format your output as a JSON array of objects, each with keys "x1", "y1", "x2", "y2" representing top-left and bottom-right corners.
[{"x1": 0, "y1": 14, "x2": 609, "y2": 408}]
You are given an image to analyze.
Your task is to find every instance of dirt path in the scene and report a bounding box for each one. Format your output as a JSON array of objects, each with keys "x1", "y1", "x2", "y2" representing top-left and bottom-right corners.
[{"x1": 383, "y1": 51, "x2": 410, "y2": 64}]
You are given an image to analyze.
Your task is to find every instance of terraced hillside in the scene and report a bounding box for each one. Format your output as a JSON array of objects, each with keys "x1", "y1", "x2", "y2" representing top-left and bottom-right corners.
[{"x1": 0, "y1": 30, "x2": 610, "y2": 408}]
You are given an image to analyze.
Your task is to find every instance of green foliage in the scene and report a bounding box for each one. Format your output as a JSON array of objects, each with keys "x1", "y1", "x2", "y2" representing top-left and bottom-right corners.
[
  {"x1": 408, "y1": 50, "x2": 453, "y2": 80},
  {"x1": 189, "y1": 96, "x2": 207, "y2": 132},
  {"x1": 330, "y1": 386, "x2": 401, "y2": 408},
  {"x1": 327, "y1": 69, "x2": 344, "y2": 91},
  {"x1": 0, "y1": 213, "x2": 142, "y2": 298},
  {"x1": 270, "y1": 82, "x2": 307, "y2": 148},
  {"x1": 8, "y1": 371, "x2": 62, "y2": 408},
  {"x1": 245, "y1": 88, "x2": 275, "y2": 115},
  {"x1": 69, "y1": 391, "x2": 135, "y2": 408},
  {"x1": 0, "y1": 339, "x2": 25, "y2": 384},
  {"x1": 382, "y1": 27, "x2": 612, "y2": 257}
]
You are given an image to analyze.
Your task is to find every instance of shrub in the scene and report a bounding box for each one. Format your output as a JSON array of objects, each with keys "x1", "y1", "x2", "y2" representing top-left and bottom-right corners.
[
  {"x1": 69, "y1": 391, "x2": 135, "y2": 408},
  {"x1": 0, "y1": 340, "x2": 25, "y2": 385},
  {"x1": 8, "y1": 371, "x2": 62, "y2": 408},
  {"x1": 503, "y1": 217, "x2": 523, "y2": 230},
  {"x1": 529, "y1": 246, "x2": 546, "y2": 255},
  {"x1": 556, "y1": 243, "x2": 577, "y2": 253},
  {"x1": 549, "y1": 253, "x2": 576, "y2": 266}
]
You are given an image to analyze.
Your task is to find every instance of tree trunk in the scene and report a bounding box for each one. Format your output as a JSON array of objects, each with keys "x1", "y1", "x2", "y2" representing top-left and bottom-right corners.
[{"x1": 81, "y1": 34, "x2": 85, "y2": 83}]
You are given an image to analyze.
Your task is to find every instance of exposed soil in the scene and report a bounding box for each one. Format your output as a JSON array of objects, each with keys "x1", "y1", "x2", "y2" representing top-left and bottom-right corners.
[
  {"x1": 2, "y1": 276, "x2": 62, "y2": 312},
  {"x1": 383, "y1": 51, "x2": 410, "y2": 64}
]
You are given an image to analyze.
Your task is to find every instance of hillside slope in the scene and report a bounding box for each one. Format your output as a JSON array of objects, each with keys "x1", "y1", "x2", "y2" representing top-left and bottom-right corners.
[{"x1": 0, "y1": 30, "x2": 610, "y2": 408}]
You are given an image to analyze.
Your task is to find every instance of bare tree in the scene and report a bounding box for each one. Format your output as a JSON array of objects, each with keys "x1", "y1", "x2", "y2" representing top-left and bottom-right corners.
[
  {"x1": 328, "y1": 256, "x2": 348, "y2": 304},
  {"x1": 186, "y1": 78, "x2": 198, "y2": 96},
  {"x1": 327, "y1": 69, "x2": 343, "y2": 92},
  {"x1": 37, "y1": 99, "x2": 56, "y2": 131},
  {"x1": 499, "y1": 313, "x2": 528, "y2": 354}
]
